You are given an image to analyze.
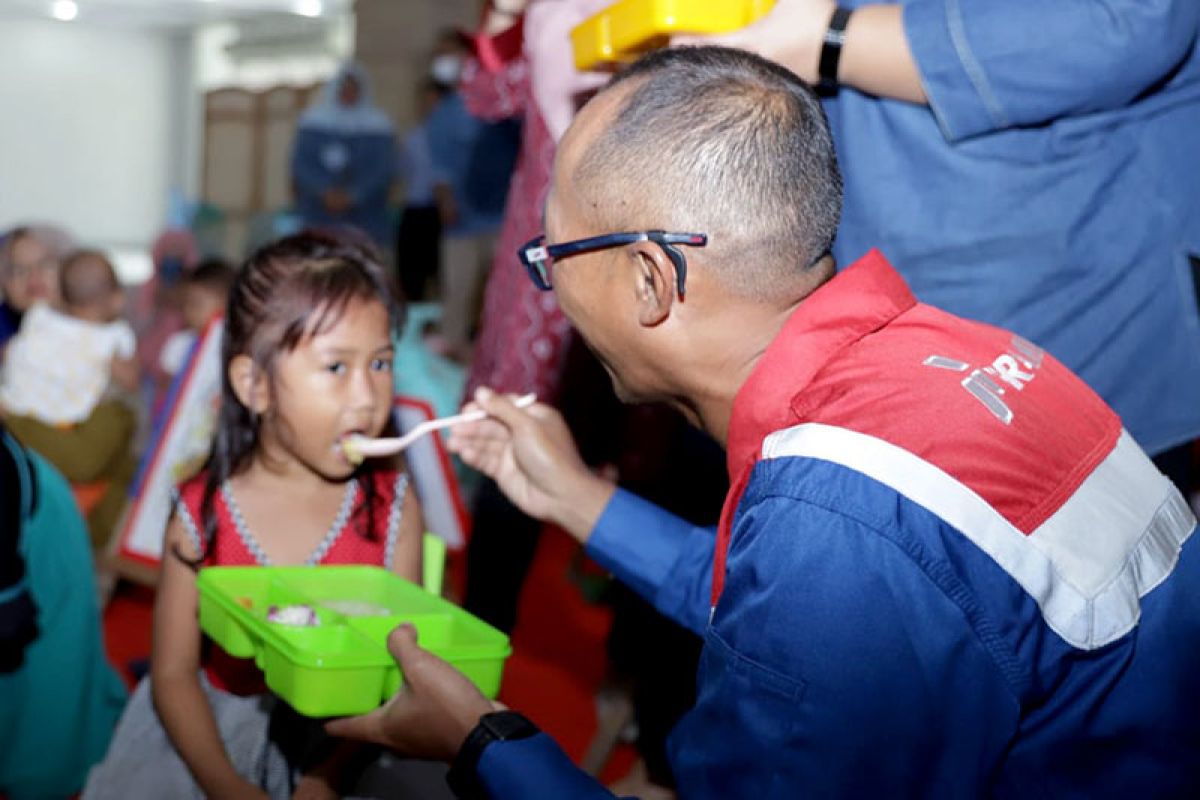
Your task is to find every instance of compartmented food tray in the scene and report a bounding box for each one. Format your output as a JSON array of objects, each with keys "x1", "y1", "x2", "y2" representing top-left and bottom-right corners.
[
  {"x1": 197, "y1": 565, "x2": 511, "y2": 718},
  {"x1": 571, "y1": 0, "x2": 776, "y2": 70}
]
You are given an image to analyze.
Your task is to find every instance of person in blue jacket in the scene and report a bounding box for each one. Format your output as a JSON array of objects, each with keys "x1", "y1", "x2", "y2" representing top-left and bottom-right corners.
[
  {"x1": 0, "y1": 424, "x2": 127, "y2": 798},
  {"x1": 291, "y1": 62, "x2": 397, "y2": 250},
  {"x1": 678, "y1": 0, "x2": 1200, "y2": 491},
  {"x1": 328, "y1": 47, "x2": 1200, "y2": 798}
]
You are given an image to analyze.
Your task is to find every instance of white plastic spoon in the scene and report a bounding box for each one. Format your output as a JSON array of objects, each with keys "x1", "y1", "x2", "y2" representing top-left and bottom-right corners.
[{"x1": 340, "y1": 393, "x2": 537, "y2": 464}]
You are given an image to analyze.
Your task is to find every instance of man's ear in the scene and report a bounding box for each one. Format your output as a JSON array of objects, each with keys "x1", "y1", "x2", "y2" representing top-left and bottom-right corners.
[
  {"x1": 629, "y1": 242, "x2": 677, "y2": 327},
  {"x1": 229, "y1": 354, "x2": 270, "y2": 414}
]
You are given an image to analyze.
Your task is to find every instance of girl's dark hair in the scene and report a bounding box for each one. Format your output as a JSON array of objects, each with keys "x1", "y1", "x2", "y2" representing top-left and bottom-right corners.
[{"x1": 175, "y1": 231, "x2": 403, "y2": 567}]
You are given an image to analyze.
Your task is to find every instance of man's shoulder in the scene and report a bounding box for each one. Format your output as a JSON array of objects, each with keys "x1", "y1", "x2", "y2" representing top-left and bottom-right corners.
[
  {"x1": 796, "y1": 303, "x2": 1122, "y2": 532},
  {"x1": 737, "y1": 453, "x2": 961, "y2": 579}
]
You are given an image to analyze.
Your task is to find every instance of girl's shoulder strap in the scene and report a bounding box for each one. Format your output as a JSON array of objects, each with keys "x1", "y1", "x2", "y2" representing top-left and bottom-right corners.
[
  {"x1": 370, "y1": 466, "x2": 406, "y2": 500},
  {"x1": 370, "y1": 467, "x2": 410, "y2": 527},
  {"x1": 171, "y1": 470, "x2": 212, "y2": 559},
  {"x1": 325, "y1": 468, "x2": 410, "y2": 568},
  {"x1": 378, "y1": 469, "x2": 410, "y2": 569}
]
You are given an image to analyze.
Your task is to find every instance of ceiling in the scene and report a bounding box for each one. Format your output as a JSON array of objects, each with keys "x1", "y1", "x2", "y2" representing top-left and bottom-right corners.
[{"x1": 0, "y1": 0, "x2": 353, "y2": 28}]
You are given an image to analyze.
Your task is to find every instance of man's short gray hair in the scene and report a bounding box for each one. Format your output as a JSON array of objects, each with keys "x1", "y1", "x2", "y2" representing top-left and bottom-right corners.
[{"x1": 575, "y1": 46, "x2": 842, "y2": 299}]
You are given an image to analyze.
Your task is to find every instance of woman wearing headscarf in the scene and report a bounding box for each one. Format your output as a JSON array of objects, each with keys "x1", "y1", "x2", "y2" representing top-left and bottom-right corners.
[{"x1": 291, "y1": 62, "x2": 398, "y2": 250}]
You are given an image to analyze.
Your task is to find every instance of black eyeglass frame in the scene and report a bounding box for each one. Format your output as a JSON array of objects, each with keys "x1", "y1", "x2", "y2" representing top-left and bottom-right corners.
[{"x1": 518, "y1": 230, "x2": 708, "y2": 298}]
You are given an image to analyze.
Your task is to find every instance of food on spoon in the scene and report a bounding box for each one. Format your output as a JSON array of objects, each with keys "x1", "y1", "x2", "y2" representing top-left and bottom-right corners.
[{"x1": 340, "y1": 434, "x2": 368, "y2": 465}]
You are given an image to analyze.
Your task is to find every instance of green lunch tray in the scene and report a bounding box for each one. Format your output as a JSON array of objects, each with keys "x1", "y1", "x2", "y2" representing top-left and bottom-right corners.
[{"x1": 196, "y1": 565, "x2": 511, "y2": 718}]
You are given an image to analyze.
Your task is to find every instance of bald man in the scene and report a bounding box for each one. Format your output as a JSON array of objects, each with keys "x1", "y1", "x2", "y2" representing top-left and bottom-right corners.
[{"x1": 329, "y1": 47, "x2": 1200, "y2": 798}]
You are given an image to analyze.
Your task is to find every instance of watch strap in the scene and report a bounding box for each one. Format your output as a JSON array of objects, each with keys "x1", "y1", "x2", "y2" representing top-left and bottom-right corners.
[
  {"x1": 446, "y1": 710, "x2": 540, "y2": 799},
  {"x1": 818, "y1": 6, "x2": 853, "y2": 92}
]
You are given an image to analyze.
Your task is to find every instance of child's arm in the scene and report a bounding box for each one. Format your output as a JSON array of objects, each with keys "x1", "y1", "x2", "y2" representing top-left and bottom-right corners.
[
  {"x1": 150, "y1": 518, "x2": 268, "y2": 800},
  {"x1": 391, "y1": 481, "x2": 425, "y2": 584}
]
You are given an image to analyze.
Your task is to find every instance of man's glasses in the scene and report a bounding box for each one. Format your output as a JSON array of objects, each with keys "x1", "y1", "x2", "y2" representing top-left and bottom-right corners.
[{"x1": 518, "y1": 230, "x2": 708, "y2": 298}]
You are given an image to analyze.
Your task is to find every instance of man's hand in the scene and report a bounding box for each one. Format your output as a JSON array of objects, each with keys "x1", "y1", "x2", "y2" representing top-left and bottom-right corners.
[
  {"x1": 672, "y1": 0, "x2": 835, "y2": 84},
  {"x1": 446, "y1": 387, "x2": 616, "y2": 544},
  {"x1": 325, "y1": 624, "x2": 497, "y2": 763}
]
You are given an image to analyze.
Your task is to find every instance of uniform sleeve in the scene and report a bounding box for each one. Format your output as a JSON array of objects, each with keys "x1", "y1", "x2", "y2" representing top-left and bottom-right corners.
[
  {"x1": 676, "y1": 491, "x2": 1022, "y2": 796},
  {"x1": 475, "y1": 733, "x2": 625, "y2": 799},
  {"x1": 903, "y1": 0, "x2": 1200, "y2": 141},
  {"x1": 584, "y1": 489, "x2": 715, "y2": 636}
]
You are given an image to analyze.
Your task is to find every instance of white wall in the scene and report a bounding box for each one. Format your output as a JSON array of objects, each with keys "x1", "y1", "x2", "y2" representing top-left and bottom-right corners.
[
  {"x1": 0, "y1": 18, "x2": 180, "y2": 263},
  {"x1": 0, "y1": 14, "x2": 354, "y2": 283}
]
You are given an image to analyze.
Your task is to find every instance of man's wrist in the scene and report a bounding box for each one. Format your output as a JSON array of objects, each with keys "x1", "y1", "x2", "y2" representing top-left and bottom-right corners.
[
  {"x1": 446, "y1": 711, "x2": 540, "y2": 800},
  {"x1": 818, "y1": 5, "x2": 853, "y2": 92},
  {"x1": 797, "y1": 0, "x2": 838, "y2": 84},
  {"x1": 550, "y1": 472, "x2": 616, "y2": 546}
]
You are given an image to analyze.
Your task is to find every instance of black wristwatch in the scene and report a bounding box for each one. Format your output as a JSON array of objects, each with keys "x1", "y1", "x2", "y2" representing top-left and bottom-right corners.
[
  {"x1": 818, "y1": 6, "x2": 853, "y2": 94},
  {"x1": 446, "y1": 710, "x2": 540, "y2": 799}
]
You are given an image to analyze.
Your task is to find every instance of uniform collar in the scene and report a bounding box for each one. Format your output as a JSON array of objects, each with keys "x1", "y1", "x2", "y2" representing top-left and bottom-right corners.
[{"x1": 725, "y1": 249, "x2": 917, "y2": 482}]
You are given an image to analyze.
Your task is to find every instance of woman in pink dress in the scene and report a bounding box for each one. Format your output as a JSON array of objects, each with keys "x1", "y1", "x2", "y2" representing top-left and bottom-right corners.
[{"x1": 460, "y1": 0, "x2": 609, "y2": 404}]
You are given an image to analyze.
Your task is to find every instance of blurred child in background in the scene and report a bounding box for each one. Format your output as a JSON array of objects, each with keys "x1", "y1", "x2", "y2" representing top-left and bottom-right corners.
[{"x1": 156, "y1": 258, "x2": 236, "y2": 409}]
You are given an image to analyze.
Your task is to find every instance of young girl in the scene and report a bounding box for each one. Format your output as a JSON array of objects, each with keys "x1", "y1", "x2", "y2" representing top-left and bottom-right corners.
[{"x1": 85, "y1": 233, "x2": 425, "y2": 800}]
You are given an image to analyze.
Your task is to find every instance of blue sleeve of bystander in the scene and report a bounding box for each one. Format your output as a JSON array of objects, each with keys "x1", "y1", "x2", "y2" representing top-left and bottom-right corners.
[{"x1": 902, "y1": 0, "x2": 1200, "y2": 140}]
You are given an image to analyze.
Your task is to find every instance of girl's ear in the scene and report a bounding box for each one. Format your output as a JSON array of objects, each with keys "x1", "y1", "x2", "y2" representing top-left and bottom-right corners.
[{"x1": 229, "y1": 354, "x2": 270, "y2": 414}]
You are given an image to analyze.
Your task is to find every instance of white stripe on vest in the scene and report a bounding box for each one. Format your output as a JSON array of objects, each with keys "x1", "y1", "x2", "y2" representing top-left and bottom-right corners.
[{"x1": 761, "y1": 424, "x2": 1195, "y2": 650}]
